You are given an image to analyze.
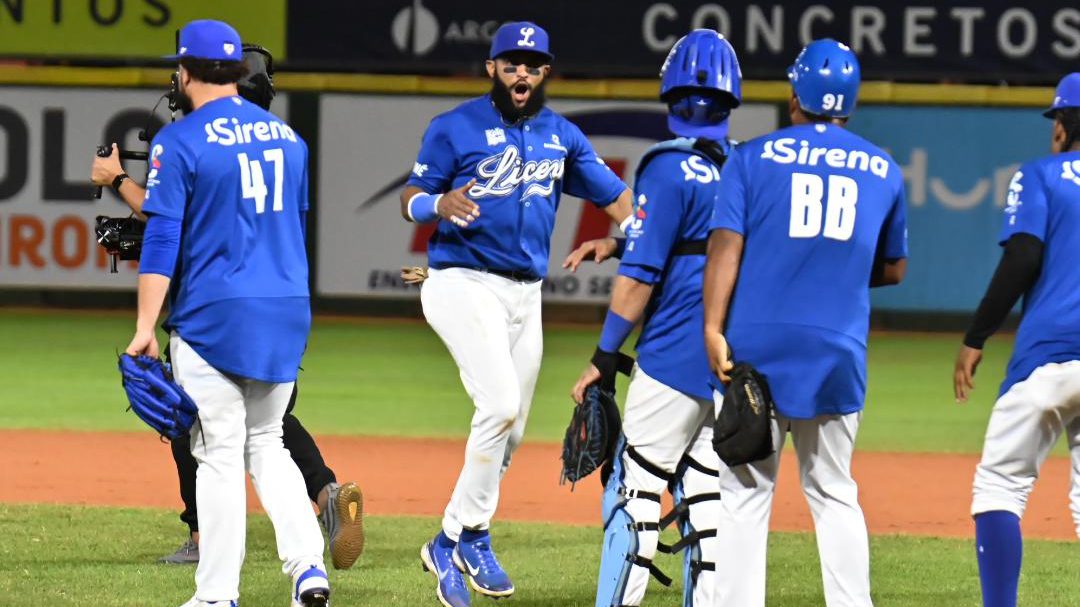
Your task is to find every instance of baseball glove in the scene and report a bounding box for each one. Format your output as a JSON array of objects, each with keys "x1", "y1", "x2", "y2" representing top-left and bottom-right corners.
[
  {"x1": 118, "y1": 353, "x2": 198, "y2": 440},
  {"x1": 560, "y1": 350, "x2": 635, "y2": 489},
  {"x1": 713, "y1": 362, "x2": 775, "y2": 467}
]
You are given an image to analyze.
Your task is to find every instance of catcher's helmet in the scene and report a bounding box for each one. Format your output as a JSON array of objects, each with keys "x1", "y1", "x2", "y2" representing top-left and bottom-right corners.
[
  {"x1": 1044, "y1": 72, "x2": 1080, "y2": 119},
  {"x1": 659, "y1": 29, "x2": 741, "y2": 139},
  {"x1": 238, "y1": 43, "x2": 275, "y2": 111},
  {"x1": 787, "y1": 39, "x2": 860, "y2": 118}
]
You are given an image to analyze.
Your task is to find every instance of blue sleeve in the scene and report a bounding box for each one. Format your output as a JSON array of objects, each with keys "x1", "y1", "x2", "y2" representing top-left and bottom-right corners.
[
  {"x1": 1000, "y1": 162, "x2": 1049, "y2": 245},
  {"x1": 882, "y1": 180, "x2": 909, "y2": 259},
  {"x1": 561, "y1": 121, "x2": 626, "y2": 207},
  {"x1": 300, "y1": 143, "x2": 311, "y2": 212},
  {"x1": 617, "y1": 155, "x2": 685, "y2": 285},
  {"x1": 709, "y1": 146, "x2": 748, "y2": 234},
  {"x1": 139, "y1": 215, "x2": 181, "y2": 278},
  {"x1": 141, "y1": 128, "x2": 193, "y2": 220},
  {"x1": 406, "y1": 115, "x2": 457, "y2": 194}
]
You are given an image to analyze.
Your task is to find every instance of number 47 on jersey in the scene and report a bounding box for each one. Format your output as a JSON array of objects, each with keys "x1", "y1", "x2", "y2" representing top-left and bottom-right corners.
[{"x1": 238, "y1": 148, "x2": 285, "y2": 214}]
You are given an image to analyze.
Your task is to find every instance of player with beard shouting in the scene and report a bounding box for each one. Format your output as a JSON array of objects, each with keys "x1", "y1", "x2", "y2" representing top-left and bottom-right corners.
[{"x1": 399, "y1": 21, "x2": 634, "y2": 607}]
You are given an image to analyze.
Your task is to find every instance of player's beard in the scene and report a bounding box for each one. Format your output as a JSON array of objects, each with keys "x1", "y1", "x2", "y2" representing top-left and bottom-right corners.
[
  {"x1": 490, "y1": 76, "x2": 546, "y2": 124},
  {"x1": 175, "y1": 80, "x2": 195, "y2": 115}
]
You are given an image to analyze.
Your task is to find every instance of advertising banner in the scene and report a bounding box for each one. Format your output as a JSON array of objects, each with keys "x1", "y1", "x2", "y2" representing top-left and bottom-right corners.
[
  {"x1": 0, "y1": 87, "x2": 288, "y2": 289},
  {"x1": 850, "y1": 106, "x2": 1051, "y2": 312},
  {"x1": 287, "y1": 1, "x2": 1078, "y2": 83},
  {"x1": 316, "y1": 94, "x2": 779, "y2": 302},
  {"x1": 0, "y1": 1, "x2": 286, "y2": 60}
]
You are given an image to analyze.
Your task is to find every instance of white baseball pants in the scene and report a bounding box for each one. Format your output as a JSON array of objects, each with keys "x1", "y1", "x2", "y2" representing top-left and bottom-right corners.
[
  {"x1": 617, "y1": 365, "x2": 719, "y2": 606},
  {"x1": 171, "y1": 334, "x2": 325, "y2": 602},
  {"x1": 1069, "y1": 417, "x2": 1080, "y2": 538},
  {"x1": 714, "y1": 410, "x2": 872, "y2": 607},
  {"x1": 420, "y1": 267, "x2": 543, "y2": 540},
  {"x1": 972, "y1": 361, "x2": 1080, "y2": 529}
]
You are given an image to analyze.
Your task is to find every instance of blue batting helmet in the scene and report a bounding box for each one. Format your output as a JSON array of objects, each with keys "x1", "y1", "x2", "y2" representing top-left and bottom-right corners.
[
  {"x1": 1044, "y1": 72, "x2": 1080, "y2": 118},
  {"x1": 659, "y1": 29, "x2": 742, "y2": 139},
  {"x1": 787, "y1": 39, "x2": 860, "y2": 118}
]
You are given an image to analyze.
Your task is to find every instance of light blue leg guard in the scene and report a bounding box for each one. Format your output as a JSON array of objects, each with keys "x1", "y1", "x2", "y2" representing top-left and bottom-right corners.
[
  {"x1": 596, "y1": 437, "x2": 673, "y2": 607},
  {"x1": 659, "y1": 451, "x2": 721, "y2": 607}
]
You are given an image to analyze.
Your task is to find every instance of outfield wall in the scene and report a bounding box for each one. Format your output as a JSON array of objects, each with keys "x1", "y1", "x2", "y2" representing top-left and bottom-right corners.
[{"x1": 0, "y1": 69, "x2": 1059, "y2": 314}]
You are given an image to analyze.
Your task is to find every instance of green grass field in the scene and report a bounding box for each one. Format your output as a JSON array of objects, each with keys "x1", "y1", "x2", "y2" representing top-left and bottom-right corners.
[
  {"x1": 0, "y1": 309, "x2": 1022, "y2": 453},
  {"x1": 1, "y1": 309, "x2": 1076, "y2": 606},
  {"x1": 2, "y1": 504, "x2": 1077, "y2": 607}
]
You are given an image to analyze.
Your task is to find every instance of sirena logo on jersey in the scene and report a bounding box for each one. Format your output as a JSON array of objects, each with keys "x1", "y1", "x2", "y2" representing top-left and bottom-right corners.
[
  {"x1": 761, "y1": 137, "x2": 890, "y2": 179},
  {"x1": 469, "y1": 145, "x2": 566, "y2": 200},
  {"x1": 204, "y1": 117, "x2": 298, "y2": 147}
]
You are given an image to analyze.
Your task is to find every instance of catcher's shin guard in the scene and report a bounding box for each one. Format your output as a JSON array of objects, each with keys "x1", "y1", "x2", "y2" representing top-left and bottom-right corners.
[
  {"x1": 660, "y1": 433, "x2": 721, "y2": 607},
  {"x1": 596, "y1": 437, "x2": 673, "y2": 607}
]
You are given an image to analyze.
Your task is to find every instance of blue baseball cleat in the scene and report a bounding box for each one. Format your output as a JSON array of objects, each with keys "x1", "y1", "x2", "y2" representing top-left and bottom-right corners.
[
  {"x1": 420, "y1": 532, "x2": 471, "y2": 607},
  {"x1": 453, "y1": 530, "x2": 514, "y2": 598}
]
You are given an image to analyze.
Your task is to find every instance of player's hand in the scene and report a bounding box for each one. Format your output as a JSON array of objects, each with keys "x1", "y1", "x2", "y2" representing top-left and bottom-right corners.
[
  {"x1": 706, "y1": 331, "x2": 734, "y2": 384},
  {"x1": 126, "y1": 329, "x2": 159, "y2": 359},
  {"x1": 438, "y1": 179, "x2": 480, "y2": 228},
  {"x1": 90, "y1": 143, "x2": 123, "y2": 187},
  {"x1": 563, "y1": 237, "x2": 619, "y2": 272},
  {"x1": 953, "y1": 345, "x2": 983, "y2": 403},
  {"x1": 571, "y1": 363, "x2": 602, "y2": 405}
]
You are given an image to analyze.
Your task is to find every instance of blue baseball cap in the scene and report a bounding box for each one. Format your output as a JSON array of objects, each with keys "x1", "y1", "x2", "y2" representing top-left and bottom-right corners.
[
  {"x1": 166, "y1": 19, "x2": 243, "y2": 62},
  {"x1": 489, "y1": 22, "x2": 553, "y2": 62},
  {"x1": 1044, "y1": 72, "x2": 1080, "y2": 118}
]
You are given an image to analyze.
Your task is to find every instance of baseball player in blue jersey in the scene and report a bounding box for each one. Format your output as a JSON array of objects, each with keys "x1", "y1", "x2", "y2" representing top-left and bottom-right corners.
[
  {"x1": 953, "y1": 72, "x2": 1080, "y2": 607},
  {"x1": 702, "y1": 40, "x2": 908, "y2": 607},
  {"x1": 399, "y1": 21, "x2": 632, "y2": 607},
  {"x1": 124, "y1": 20, "x2": 329, "y2": 607},
  {"x1": 566, "y1": 30, "x2": 741, "y2": 607}
]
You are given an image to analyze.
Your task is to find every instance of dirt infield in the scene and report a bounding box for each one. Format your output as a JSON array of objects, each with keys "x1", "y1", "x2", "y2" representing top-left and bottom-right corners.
[{"x1": 0, "y1": 429, "x2": 1074, "y2": 540}]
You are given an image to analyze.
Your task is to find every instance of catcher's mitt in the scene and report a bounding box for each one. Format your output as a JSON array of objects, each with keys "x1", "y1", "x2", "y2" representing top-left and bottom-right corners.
[
  {"x1": 713, "y1": 362, "x2": 775, "y2": 467},
  {"x1": 118, "y1": 353, "x2": 198, "y2": 440},
  {"x1": 560, "y1": 350, "x2": 635, "y2": 489},
  {"x1": 560, "y1": 383, "x2": 621, "y2": 489}
]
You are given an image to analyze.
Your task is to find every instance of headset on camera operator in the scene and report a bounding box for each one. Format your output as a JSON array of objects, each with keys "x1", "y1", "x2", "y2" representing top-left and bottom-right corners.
[{"x1": 90, "y1": 43, "x2": 276, "y2": 221}]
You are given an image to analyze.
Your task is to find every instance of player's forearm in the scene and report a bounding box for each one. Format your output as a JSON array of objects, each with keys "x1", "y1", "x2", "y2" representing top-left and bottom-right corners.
[
  {"x1": 604, "y1": 188, "x2": 634, "y2": 230},
  {"x1": 608, "y1": 275, "x2": 653, "y2": 324},
  {"x1": 399, "y1": 185, "x2": 425, "y2": 222},
  {"x1": 703, "y1": 228, "x2": 744, "y2": 334},
  {"x1": 963, "y1": 233, "x2": 1043, "y2": 349},
  {"x1": 120, "y1": 181, "x2": 148, "y2": 221},
  {"x1": 870, "y1": 258, "x2": 907, "y2": 287},
  {"x1": 135, "y1": 273, "x2": 171, "y2": 333}
]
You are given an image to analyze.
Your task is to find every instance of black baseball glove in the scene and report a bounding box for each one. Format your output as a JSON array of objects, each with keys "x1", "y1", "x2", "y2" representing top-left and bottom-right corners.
[
  {"x1": 713, "y1": 362, "x2": 775, "y2": 467},
  {"x1": 560, "y1": 349, "x2": 634, "y2": 489}
]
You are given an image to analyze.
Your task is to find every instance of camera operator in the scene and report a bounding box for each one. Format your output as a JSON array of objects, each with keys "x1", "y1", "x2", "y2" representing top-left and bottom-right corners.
[{"x1": 92, "y1": 44, "x2": 366, "y2": 572}]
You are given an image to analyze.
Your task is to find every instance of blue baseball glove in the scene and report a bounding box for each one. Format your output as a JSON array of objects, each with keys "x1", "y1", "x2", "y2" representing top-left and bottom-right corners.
[{"x1": 118, "y1": 353, "x2": 198, "y2": 440}]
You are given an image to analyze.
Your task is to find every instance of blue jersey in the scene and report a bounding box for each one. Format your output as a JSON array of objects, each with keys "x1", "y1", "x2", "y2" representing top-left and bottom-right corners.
[
  {"x1": 142, "y1": 96, "x2": 311, "y2": 383},
  {"x1": 621, "y1": 138, "x2": 729, "y2": 401},
  {"x1": 998, "y1": 151, "x2": 1080, "y2": 395},
  {"x1": 407, "y1": 95, "x2": 626, "y2": 278},
  {"x1": 711, "y1": 124, "x2": 908, "y2": 419}
]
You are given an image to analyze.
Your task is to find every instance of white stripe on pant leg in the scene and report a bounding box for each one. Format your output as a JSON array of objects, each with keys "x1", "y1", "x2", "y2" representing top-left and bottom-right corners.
[
  {"x1": 422, "y1": 269, "x2": 522, "y2": 539},
  {"x1": 243, "y1": 379, "x2": 326, "y2": 578},
  {"x1": 173, "y1": 334, "x2": 248, "y2": 602},
  {"x1": 714, "y1": 402, "x2": 784, "y2": 607},
  {"x1": 790, "y1": 412, "x2": 872, "y2": 607}
]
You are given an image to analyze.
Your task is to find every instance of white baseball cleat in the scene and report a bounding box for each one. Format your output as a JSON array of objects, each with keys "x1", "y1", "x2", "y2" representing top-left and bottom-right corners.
[{"x1": 291, "y1": 564, "x2": 331, "y2": 607}]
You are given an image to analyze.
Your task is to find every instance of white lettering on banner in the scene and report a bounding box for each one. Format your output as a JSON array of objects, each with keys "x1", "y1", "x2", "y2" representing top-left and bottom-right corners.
[
  {"x1": 639, "y1": 4, "x2": 1080, "y2": 63},
  {"x1": 761, "y1": 138, "x2": 890, "y2": 179},
  {"x1": 204, "y1": 117, "x2": 297, "y2": 146},
  {"x1": 469, "y1": 145, "x2": 565, "y2": 200}
]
